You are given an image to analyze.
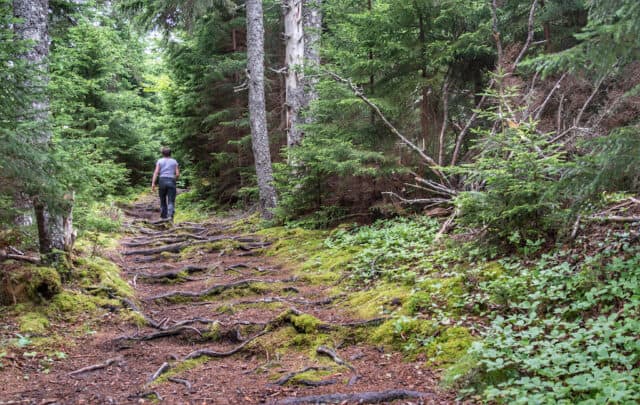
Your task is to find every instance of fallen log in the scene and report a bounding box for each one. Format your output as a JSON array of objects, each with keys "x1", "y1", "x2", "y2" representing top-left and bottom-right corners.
[
  {"x1": 0, "y1": 253, "x2": 40, "y2": 264},
  {"x1": 588, "y1": 215, "x2": 640, "y2": 223},
  {"x1": 272, "y1": 389, "x2": 436, "y2": 404}
]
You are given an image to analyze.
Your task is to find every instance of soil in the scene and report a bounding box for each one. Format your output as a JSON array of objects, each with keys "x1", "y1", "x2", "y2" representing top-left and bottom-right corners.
[{"x1": 0, "y1": 196, "x2": 458, "y2": 404}]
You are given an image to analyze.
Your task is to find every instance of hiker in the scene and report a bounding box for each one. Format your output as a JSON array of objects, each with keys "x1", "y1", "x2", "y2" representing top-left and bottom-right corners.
[{"x1": 151, "y1": 147, "x2": 180, "y2": 220}]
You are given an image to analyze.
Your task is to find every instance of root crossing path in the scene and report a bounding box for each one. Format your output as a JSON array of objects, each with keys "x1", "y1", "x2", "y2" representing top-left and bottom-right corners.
[{"x1": 4, "y1": 198, "x2": 457, "y2": 404}]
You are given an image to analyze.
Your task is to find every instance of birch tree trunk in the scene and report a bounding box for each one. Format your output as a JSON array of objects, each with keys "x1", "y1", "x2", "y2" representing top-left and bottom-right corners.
[
  {"x1": 284, "y1": 0, "x2": 305, "y2": 149},
  {"x1": 246, "y1": 0, "x2": 278, "y2": 219},
  {"x1": 302, "y1": 0, "x2": 321, "y2": 122},
  {"x1": 13, "y1": 0, "x2": 74, "y2": 260},
  {"x1": 284, "y1": 0, "x2": 322, "y2": 150}
]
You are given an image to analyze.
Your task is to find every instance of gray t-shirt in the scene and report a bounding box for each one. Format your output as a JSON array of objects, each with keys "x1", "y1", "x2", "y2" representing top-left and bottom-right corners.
[{"x1": 157, "y1": 158, "x2": 178, "y2": 178}]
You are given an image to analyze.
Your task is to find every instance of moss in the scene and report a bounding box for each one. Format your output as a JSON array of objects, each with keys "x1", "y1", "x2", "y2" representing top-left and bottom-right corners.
[
  {"x1": 122, "y1": 309, "x2": 147, "y2": 327},
  {"x1": 76, "y1": 256, "x2": 133, "y2": 299},
  {"x1": 287, "y1": 369, "x2": 335, "y2": 385},
  {"x1": 18, "y1": 312, "x2": 49, "y2": 335},
  {"x1": 370, "y1": 317, "x2": 437, "y2": 353},
  {"x1": 441, "y1": 352, "x2": 481, "y2": 389},
  {"x1": 202, "y1": 321, "x2": 222, "y2": 341},
  {"x1": 424, "y1": 326, "x2": 474, "y2": 366},
  {"x1": 0, "y1": 266, "x2": 63, "y2": 304},
  {"x1": 46, "y1": 291, "x2": 98, "y2": 321},
  {"x1": 291, "y1": 314, "x2": 322, "y2": 333},
  {"x1": 415, "y1": 276, "x2": 466, "y2": 315},
  {"x1": 258, "y1": 227, "x2": 329, "y2": 264},
  {"x1": 153, "y1": 357, "x2": 210, "y2": 385},
  {"x1": 345, "y1": 283, "x2": 411, "y2": 318}
]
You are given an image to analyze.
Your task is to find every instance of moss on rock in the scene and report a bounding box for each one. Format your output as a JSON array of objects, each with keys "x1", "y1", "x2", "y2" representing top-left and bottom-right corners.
[{"x1": 291, "y1": 314, "x2": 322, "y2": 333}]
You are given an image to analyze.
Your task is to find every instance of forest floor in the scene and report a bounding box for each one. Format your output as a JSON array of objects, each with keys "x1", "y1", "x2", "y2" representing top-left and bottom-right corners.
[{"x1": 0, "y1": 195, "x2": 458, "y2": 404}]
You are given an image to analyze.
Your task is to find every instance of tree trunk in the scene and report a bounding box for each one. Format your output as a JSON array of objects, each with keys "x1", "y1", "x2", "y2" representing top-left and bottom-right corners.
[
  {"x1": 13, "y1": 0, "x2": 73, "y2": 261},
  {"x1": 302, "y1": 0, "x2": 321, "y2": 122},
  {"x1": 284, "y1": 0, "x2": 305, "y2": 149},
  {"x1": 246, "y1": 0, "x2": 278, "y2": 219}
]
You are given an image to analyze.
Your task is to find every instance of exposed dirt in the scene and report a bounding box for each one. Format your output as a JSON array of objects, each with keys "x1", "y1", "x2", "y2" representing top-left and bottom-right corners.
[{"x1": 0, "y1": 197, "x2": 458, "y2": 404}]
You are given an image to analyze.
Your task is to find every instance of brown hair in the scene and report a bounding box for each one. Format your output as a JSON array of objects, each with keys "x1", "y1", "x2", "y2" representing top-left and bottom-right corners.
[{"x1": 161, "y1": 147, "x2": 171, "y2": 157}]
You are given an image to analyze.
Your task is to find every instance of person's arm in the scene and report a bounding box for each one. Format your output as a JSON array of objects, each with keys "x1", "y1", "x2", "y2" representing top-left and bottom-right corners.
[
  {"x1": 175, "y1": 162, "x2": 180, "y2": 179},
  {"x1": 151, "y1": 163, "x2": 160, "y2": 191}
]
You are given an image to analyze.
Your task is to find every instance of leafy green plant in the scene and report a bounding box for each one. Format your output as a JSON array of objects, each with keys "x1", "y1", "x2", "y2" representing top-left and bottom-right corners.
[{"x1": 326, "y1": 216, "x2": 439, "y2": 282}]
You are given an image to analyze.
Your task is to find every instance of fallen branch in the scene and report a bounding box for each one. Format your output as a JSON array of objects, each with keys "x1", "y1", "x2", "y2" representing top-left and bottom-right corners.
[
  {"x1": 69, "y1": 356, "x2": 122, "y2": 376},
  {"x1": 271, "y1": 389, "x2": 436, "y2": 405},
  {"x1": 147, "y1": 362, "x2": 170, "y2": 384},
  {"x1": 0, "y1": 253, "x2": 40, "y2": 264},
  {"x1": 316, "y1": 346, "x2": 354, "y2": 371}
]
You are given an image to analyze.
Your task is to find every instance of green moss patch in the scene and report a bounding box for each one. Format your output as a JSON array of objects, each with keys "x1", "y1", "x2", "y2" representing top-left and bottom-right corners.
[
  {"x1": 424, "y1": 326, "x2": 474, "y2": 366},
  {"x1": 18, "y1": 312, "x2": 50, "y2": 334},
  {"x1": 75, "y1": 256, "x2": 133, "y2": 299},
  {"x1": 345, "y1": 283, "x2": 411, "y2": 318}
]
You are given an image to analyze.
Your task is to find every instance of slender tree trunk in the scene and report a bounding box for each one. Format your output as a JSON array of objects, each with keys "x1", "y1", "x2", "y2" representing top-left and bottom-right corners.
[
  {"x1": 13, "y1": 0, "x2": 73, "y2": 261},
  {"x1": 246, "y1": 0, "x2": 278, "y2": 219}
]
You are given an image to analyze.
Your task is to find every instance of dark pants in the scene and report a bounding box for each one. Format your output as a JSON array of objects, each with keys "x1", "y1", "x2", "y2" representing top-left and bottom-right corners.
[{"x1": 158, "y1": 177, "x2": 177, "y2": 219}]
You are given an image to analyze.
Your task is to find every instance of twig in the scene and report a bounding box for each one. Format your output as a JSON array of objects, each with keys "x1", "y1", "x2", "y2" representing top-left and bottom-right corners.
[{"x1": 512, "y1": 0, "x2": 539, "y2": 70}]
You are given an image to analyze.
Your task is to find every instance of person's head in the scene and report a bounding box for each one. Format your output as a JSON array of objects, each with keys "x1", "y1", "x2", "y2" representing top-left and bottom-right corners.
[{"x1": 161, "y1": 147, "x2": 171, "y2": 157}]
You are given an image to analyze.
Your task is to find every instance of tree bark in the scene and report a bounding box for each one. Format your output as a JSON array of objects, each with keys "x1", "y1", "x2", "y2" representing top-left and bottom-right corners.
[
  {"x1": 13, "y1": 0, "x2": 73, "y2": 260},
  {"x1": 302, "y1": 0, "x2": 321, "y2": 121},
  {"x1": 284, "y1": 0, "x2": 305, "y2": 149},
  {"x1": 246, "y1": 0, "x2": 278, "y2": 218}
]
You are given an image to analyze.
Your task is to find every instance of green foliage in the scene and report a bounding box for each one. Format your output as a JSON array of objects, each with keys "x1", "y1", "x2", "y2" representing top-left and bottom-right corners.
[
  {"x1": 326, "y1": 216, "x2": 439, "y2": 282},
  {"x1": 274, "y1": 136, "x2": 387, "y2": 222},
  {"x1": 452, "y1": 96, "x2": 571, "y2": 248},
  {"x1": 471, "y1": 247, "x2": 640, "y2": 403}
]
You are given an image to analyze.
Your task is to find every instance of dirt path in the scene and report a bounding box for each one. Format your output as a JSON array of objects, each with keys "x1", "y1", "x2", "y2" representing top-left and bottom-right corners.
[{"x1": 1, "y1": 197, "x2": 456, "y2": 404}]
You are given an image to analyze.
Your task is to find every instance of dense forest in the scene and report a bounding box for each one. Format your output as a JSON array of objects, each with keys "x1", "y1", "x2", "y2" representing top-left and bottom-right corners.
[{"x1": 1, "y1": 0, "x2": 640, "y2": 403}]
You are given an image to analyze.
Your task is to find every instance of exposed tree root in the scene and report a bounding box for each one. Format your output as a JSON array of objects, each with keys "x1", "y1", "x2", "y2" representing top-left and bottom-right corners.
[
  {"x1": 120, "y1": 298, "x2": 160, "y2": 328},
  {"x1": 133, "y1": 265, "x2": 210, "y2": 281},
  {"x1": 295, "y1": 379, "x2": 337, "y2": 387},
  {"x1": 168, "y1": 377, "x2": 192, "y2": 391},
  {"x1": 147, "y1": 362, "x2": 170, "y2": 384},
  {"x1": 316, "y1": 346, "x2": 355, "y2": 371},
  {"x1": 0, "y1": 252, "x2": 40, "y2": 263},
  {"x1": 145, "y1": 278, "x2": 287, "y2": 302},
  {"x1": 68, "y1": 356, "x2": 123, "y2": 376},
  {"x1": 122, "y1": 234, "x2": 209, "y2": 247},
  {"x1": 271, "y1": 389, "x2": 436, "y2": 404},
  {"x1": 117, "y1": 326, "x2": 203, "y2": 342},
  {"x1": 184, "y1": 330, "x2": 268, "y2": 360},
  {"x1": 272, "y1": 366, "x2": 331, "y2": 386}
]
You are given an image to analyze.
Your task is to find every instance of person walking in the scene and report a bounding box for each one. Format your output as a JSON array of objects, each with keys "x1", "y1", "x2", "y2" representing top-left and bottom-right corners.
[{"x1": 151, "y1": 147, "x2": 180, "y2": 220}]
